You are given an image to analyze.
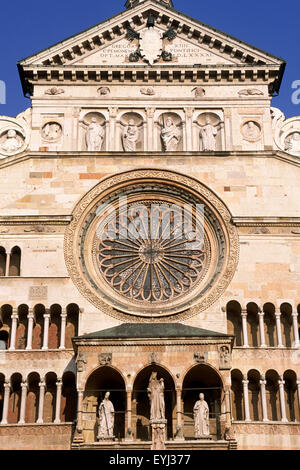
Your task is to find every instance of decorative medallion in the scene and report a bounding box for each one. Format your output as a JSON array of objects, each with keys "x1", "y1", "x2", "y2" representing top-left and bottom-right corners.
[{"x1": 64, "y1": 170, "x2": 239, "y2": 321}]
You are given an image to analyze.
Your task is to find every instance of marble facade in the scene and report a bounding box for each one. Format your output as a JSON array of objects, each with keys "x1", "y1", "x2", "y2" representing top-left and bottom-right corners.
[{"x1": 0, "y1": 0, "x2": 299, "y2": 450}]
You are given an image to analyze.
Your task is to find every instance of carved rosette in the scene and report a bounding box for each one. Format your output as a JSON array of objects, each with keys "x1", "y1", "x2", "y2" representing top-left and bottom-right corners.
[{"x1": 64, "y1": 170, "x2": 239, "y2": 321}]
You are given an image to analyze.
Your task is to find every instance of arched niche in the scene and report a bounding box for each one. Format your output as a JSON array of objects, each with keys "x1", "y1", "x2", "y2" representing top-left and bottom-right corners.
[
  {"x1": 119, "y1": 112, "x2": 145, "y2": 152},
  {"x1": 79, "y1": 112, "x2": 107, "y2": 152},
  {"x1": 283, "y1": 369, "x2": 298, "y2": 422},
  {"x1": 182, "y1": 364, "x2": 224, "y2": 440},
  {"x1": 226, "y1": 301, "x2": 242, "y2": 346},
  {"x1": 66, "y1": 304, "x2": 79, "y2": 348},
  {"x1": 0, "y1": 305, "x2": 12, "y2": 349},
  {"x1": 193, "y1": 111, "x2": 224, "y2": 152},
  {"x1": 49, "y1": 304, "x2": 61, "y2": 350},
  {"x1": 132, "y1": 364, "x2": 175, "y2": 441},
  {"x1": 265, "y1": 369, "x2": 280, "y2": 421},
  {"x1": 43, "y1": 372, "x2": 57, "y2": 423},
  {"x1": 9, "y1": 246, "x2": 21, "y2": 276},
  {"x1": 8, "y1": 373, "x2": 22, "y2": 424},
  {"x1": 156, "y1": 112, "x2": 183, "y2": 152},
  {"x1": 61, "y1": 371, "x2": 77, "y2": 423},
  {"x1": 25, "y1": 372, "x2": 40, "y2": 423},
  {"x1": 16, "y1": 304, "x2": 28, "y2": 350},
  {"x1": 231, "y1": 369, "x2": 244, "y2": 421},
  {"x1": 84, "y1": 366, "x2": 126, "y2": 443},
  {"x1": 32, "y1": 304, "x2": 45, "y2": 350},
  {"x1": 247, "y1": 303, "x2": 259, "y2": 348},
  {"x1": 0, "y1": 247, "x2": 6, "y2": 276},
  {"x1": 247, "y1": 369, "x2": 261, "y2": 421},
  {"x1": 280, "y1": 303, "x2": 293, "y2": 348},
  {"x1": 263, "y1": 303, "x2": 276, "y2": 347}
]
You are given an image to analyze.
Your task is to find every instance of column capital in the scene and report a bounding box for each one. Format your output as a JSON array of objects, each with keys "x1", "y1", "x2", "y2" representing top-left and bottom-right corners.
[
  {"x1": 27, "y1": 311, "x2": 35, "y2": 320},
  {"x1": 275, "y1": 311, "x2": 281, "y2": 318},
  {"x1": 126, "y1": 386, "x2": 133, "y2": 392},
  {"x1": 56, "y1": 379, "x2": 63, "y2": 387},
  {"x1": 242, "y1": 379, "x2": 249, "y2": 385},
  {"x1": 60, "y1": 311, "x2": 67, "y2": 319},
  {"x1": 258, "y1": 311, "x2": 265, "y2": 317},
  {"x1": 260, "y1": 379, "x2": 267, "y2": 386},
  {"x1": 241, "y1": 309, "x2": 247, "y2": 317},
  {"x1": 21, "y1": 381, "x2": 28, "y2": 389},
  {"x1": 4, "y1": 382, "x2": 10, "y2": 390},
  {"x1": 43, "y1": 313, "x2": 51, "y2": 319},
  {"x1": 292, "y1": 312, "x2": 299, "y2": 317},
  {"x1": 11, "y1": 311, "x2": 18, "y2": 320},
  {"x1": 39, "y1": 381, "x2": 46, "y2": 388},
  {"x1": 297, "y1": 380, "x2": 300, "y2": 386},
  {"x1": 278, "y1": 379, "x2": 285, "y2": 386}
]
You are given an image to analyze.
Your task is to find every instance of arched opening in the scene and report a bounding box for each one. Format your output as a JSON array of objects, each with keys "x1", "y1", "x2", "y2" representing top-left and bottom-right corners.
[
  {"x1": 263, "y1": 303, "x2": 276, "y2": 347},
  {"x1": 48, "y1": 304, "x2": 61, "y2": 350},
  {"x1": 265, "y1": 370, "x2": 280, "y2": 421},
  {"x1": 15, "y1": 304, "x2": 28, "y2": 350},
  {"x1": 0, "y1": 247, "x2": 6, "y2": 276},
  {"x1": 283, "y1": 370, "x2": 298, "y2": 422},
  {"x1": 43, "y1": 372, "x2": 57, "y2": 423},
  {"x1": 84, "y1": 366, "x2": 126, "y2": 443},
  {"x1": 8, "y1": 373, "x2": 22, "y2": 424},
  {"x1": 231, "y1": 369, "x2": 244, "y2": 421},
  {"x1": 0, "y1": 305, "x2": 12, "y2": 349},
  {"x1": 0, "y1": 373, "x2": 5, "y2": 421},
  {"x1": 0, "y1": 331, "x2": 9, "y2": 350},
  {"x1": 280, "y1": 304, "x2": 293, "y2": 348},
  {"x1": 32, "y1": 304, "x2": 44, "y2": 350},
  {"x1": 247, "y1": 369, "x2": 261, "y2": 421},
  {"x1": 25, "y1": 372, "x2": 40, "y2": 423},
  {"x1": 60, "y1": 371, "x2": 77, "y2": 423},
  {"x1": 226, "y1": 301, "x2": 242, "y2": 346},
  {"x1": 247, "y1": 303, "x2": 259, "y2": 347},
  {"x1": 9, "y1": 246, "x2": 21, "y2": 276},
  {"x1": 133, "y1": 365, "x2": 175, "y2": 441},
  {"x1": 182, "y1": 364, "x2": 223, "y2": 440},
  {"x1": 65, "y1": 304, "x2": 79, "y2": 349}
]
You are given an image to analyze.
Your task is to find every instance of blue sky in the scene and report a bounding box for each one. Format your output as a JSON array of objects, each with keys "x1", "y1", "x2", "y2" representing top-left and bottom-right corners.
[{"x1": 0, "y1": 0, "x2": 299, "y2": 118}]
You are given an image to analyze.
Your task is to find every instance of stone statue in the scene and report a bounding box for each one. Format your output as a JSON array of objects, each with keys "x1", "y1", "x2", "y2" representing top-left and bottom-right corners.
[
  {"x1": 193, "y1": 393, "x2": 210, "y2": 438},
  {"x1": 122, "y1": 119, "x2": 140, "y2": 151},
  {"x1": 1, "y1": 130, "x2": 22, "y2": 153},
  {"x1": 285, "y1": 132, "x2": 300, "y2": 154},
  {"x1": 147, "y1": 371, "x2": 165, "y2": 420},
  {"x1": 42, "y1": 122, "x2": 62, "y2": 141},
  {"x1": 199, "y1": 116, "x2": 217, "y2": 151},
  {"x1": 97, "y1": 391, "x2": 115, "y2": 440},
  {"x1": 86, "y1": 118, "x2": 104, "y2": 151},
  {"x1": 161, "y1": 117, "x2": 181, "y2": 151},
  {"x1": 243, "y1": 121, "x2": 261, "y2": 140}
]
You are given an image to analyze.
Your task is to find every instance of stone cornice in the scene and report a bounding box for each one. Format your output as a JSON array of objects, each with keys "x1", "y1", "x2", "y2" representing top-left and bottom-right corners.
[
  {"x1": 232, "y1": 217, "x2": 300, "y2": 228},
  {"x1": 0, "y1": 215, "x2": 71, "y2": 225}
]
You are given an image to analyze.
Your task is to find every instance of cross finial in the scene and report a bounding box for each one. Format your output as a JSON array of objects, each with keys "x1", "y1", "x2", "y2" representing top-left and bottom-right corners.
[{"x1": 125, "y1": 0, "x2": 174, "y2": 9}]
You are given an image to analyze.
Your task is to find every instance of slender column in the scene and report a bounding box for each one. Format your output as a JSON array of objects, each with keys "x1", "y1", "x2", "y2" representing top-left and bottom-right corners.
[
  {"x1": 184, "y1": 108, "x2": 194, "y2": 151},
  {"x1": 241, "y1": 310, "x2": 249, "y2": 347},
  {"x1": 18, "y1": 381, "x2": 28, "y2": 424},
  {"x1": 1, "y1": 382, "x2": 11, "y2": 424},
  {"x1": 260, "y1": 375, "x2": 268, "y2": 422},
  {"x1": 59, "y1": 310, "x2": 67, "y2": 350},
  {"x1": 175, "y1": 386, "x2": 184, "y2": 439},
  {"x1": 9, "y1": 310, "x2": 18, "y2": 351},
  {"x1": 297, "y1": 380, "x2": 300, "y2": 420},
  {"x1": 258, "y1": 311, "x2": 267, "y2": 348},
  {"x1": 292, "y1": 313, "x2": 300, "y2": 348},
  {"x1": 224, "y1": 389, "x2": 232, "y2": 429},
  {"x1": 5, "y1": 252, "x2": 11, "y2": 277},
  {"x1": 54, "y1": 379, "x2": 62, "y2": 424},
  {"x1": 37, "y1": 380, "x2": 46, "y2": 424},
  {"x1": 146, "y1": 107, "x2": 155, "y2": 151},
  {"x1": 242, "y1": 377, "x2": 251, "y2": 421},
  {"x1": 125, "y1": 387, "x2": 133, "y2": 440},
  {"x1": 275, "y1": 312, "x2": 284, "y2": 348},
  {"x1": 26, "y1": 309, "x2": 34, "y2": 350},
  {"x1": 278, "y1": 377, "x2": 288, "y2": 422},
  {"x1": 108, "y1": 107, "x2": 118, "y2": 151},
  {"x1": 42, "y1": 312, "x2": 50, "y2": 350},
  {"x1": 76, "y1": 390, "x2": 84, "y2": 438}
]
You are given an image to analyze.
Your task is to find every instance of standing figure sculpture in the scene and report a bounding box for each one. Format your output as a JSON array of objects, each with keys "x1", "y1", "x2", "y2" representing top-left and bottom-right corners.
[
  {"x1": 193, "y1": 393, "x2": 210, "y2": 438},
  {"x1": 199, "y1": 116, "x2": 218, "y2": 151},
  {"x1": 161, "y1": 117, "x2": 181, "y2": 151},
  {"x1": 97, "y1": 391, "x2": 115, "y2": 440},
  {"x1": 147, "y1": 372, "x2": 165, "y2": 420},
  {"x1": 122, "y1": 119, "x2": 140, "y2": 152},
  {"x1": 86, "y1": 117, "x2": 105, "y2": 151}
]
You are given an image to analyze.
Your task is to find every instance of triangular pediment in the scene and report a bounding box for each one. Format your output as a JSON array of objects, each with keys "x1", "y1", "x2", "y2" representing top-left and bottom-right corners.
[{"x1": 19, "y1": 0, "x2": 284, "y2": 70}]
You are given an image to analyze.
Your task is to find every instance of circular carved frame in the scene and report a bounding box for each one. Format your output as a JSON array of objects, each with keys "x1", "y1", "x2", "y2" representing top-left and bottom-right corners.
[{"x1": 64, "y1": 169, "x2": 239, "y2": 322}]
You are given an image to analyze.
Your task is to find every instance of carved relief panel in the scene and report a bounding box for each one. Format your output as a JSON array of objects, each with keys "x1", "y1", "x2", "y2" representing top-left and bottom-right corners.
[{"x1": 79, "y1": 112, "x2": 107, "y2": 152}]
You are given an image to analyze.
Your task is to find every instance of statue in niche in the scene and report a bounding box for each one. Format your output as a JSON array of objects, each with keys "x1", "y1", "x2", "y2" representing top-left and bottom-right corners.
[
  {"x1": 86, "y1": 117, "x2": 105, "y2": 151},
  {"x1": 199, "y1": 116, "x2": 218, "y2": 151},
  {"x1": 193, "y1": 393, "x2": 210, "y2": 438},
  {"x1": 147, "y1": 372, "x2": 165, "y2": 420},
  {"x1": 97, "y1": 391, "x2": 115, "y2": 440},
  {"x1": 285, "y1": 132, "x2": 300, "y2": 154},
  {"x1": 122, "y1": 119, "x2": 140, "y2": 152},
  {"x1": 1, "y1": 129, "x2": 23, "y2": 153},
  {"x1": 161, "y1": 116, "x2": 181, "y2": 151}
]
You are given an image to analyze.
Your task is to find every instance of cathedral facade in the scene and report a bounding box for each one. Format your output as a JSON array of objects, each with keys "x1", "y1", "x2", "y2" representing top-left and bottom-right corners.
[{"x1": 0, "y1": 0, "x2": 299, "y2": 450}]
